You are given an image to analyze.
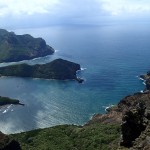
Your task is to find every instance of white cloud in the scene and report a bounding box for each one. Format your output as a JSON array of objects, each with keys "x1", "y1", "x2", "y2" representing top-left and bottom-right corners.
[
  {"x1": 0, "y1": 0, "x2": 150, "y2": 17},
  {"x1": 101, "y1": 0, "x2": 150, "y2": 16},
  {"x1": 0, "y1": 0, "x2": 59, "y2": 16},
  {"x1": 0, "y1": 0, "x2": 150, "y2": 28}
]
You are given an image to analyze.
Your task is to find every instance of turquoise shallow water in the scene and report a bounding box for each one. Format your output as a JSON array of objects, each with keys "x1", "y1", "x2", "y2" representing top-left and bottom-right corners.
[{"x1": 0, "y1": 23, "x2": 150, "y2": 133}]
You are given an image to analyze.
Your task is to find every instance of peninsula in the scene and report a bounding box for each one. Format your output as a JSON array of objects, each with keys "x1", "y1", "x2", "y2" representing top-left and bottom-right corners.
[
  {"x1": 0, "y1": 59, "x2": 82, "y2": 82},
  {"x1": 0, "y1": 29, "x2": 54, "y2": 62}
]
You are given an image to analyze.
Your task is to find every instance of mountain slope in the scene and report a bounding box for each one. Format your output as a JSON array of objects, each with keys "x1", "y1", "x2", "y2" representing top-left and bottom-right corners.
[
  {"x1": 0, "y1": 59, "x2": 80, "y2": 80},
  {"x1": 0, "y1": 29, "x2": 54, "y2": 62}
]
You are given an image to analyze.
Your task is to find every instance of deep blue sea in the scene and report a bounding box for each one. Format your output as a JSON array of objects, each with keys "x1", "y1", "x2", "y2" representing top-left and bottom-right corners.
[{"x1": 0, "y1": 23, "x2": 150, "y2": 134}]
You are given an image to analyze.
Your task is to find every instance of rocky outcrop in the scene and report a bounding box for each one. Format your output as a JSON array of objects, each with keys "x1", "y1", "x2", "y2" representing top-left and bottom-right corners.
[
  {"x1": 0, "y1": 131, "x2": 21, "y2": 150},
  {"x1": 87, "y1": 92, "x2": 150, "y2": 125},
  {"x1": 0, "y1": 29, "x2": 54, "y2": 62},
  {"x1": 118, "y1": 92, "x2": 150, "y2": 148},
  {"x1": 86, "y1": 107, "x2": 122, "y2": 125},
  {"x1": 140, "y1": 72, "x2": 150, "y2": 90},
  {"x1": 75, "y1": 77, "x2": 84, "y2": 83},
  {"x1": 120, "y1": 102, "x2": 148, "y2": 147},
  {"x1": 131, "y1": 122, "x2": 150, "y2": 150},
  {"x1": 0, "y1": 58, "x2": 81, "y2": 82}
]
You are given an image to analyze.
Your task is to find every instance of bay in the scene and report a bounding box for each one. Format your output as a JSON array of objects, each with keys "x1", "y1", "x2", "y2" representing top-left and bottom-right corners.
[{"x1": 0, "y1": 23, "x2": 150, "y2": 134}]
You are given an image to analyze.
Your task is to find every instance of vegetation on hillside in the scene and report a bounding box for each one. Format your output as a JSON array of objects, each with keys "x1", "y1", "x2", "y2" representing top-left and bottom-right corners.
[
  {"x1": 0, "y1": 59, "x2": 80, "y2": 80},
  {"x1": 0, "y1": 96, "x2": 20, "y2": 106},
  {"x1": 0, "y1": 29, "x2": 54, "y2": 62},
  {"x1": 10, "y1": 123, "x2": 120, "y2": 150}
]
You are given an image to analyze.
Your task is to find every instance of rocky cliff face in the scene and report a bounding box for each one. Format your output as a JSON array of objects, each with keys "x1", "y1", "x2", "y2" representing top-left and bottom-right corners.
[
  {"x1": 88, "y1": 91, "x2": 150, "y2": 149},
  {"x1": 0, "y1": 29, "x2": 54, "y2": 62},
  {"x1": 120, "y1": 101, "x2": 147, "y2": 147}
]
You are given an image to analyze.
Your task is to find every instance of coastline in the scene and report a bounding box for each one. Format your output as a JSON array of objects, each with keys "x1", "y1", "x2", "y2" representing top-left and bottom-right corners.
[{"x1": 1, "y1": 71, "x2": 150, "y2": 149}]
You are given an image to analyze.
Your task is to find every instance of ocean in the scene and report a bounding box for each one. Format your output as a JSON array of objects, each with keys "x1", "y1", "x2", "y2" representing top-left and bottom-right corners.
[{"x1": 0, "y1": 22, "x2": 150, "y2": 134}]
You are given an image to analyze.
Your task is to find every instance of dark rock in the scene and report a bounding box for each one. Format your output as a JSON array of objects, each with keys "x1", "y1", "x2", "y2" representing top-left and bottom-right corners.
[
  {"x1": 147, "y1": 71, "x2": 150, "y2": 76},
  {"x1": 140, "y1": 73, "x2": 150, "y2": 91},
  {"x1": 75, "y1": 77, "x2": 84, "y2": 83},
  {"x1": 139, "y1": 75, "x2": 147, "y2": 80},
  {"x1": 0, "y1": 131, "x2": 21, "y2": 150},
  {"x1": 120, "y1": 102, "x2": 147, "y2": 147},
  {"x1": 2, "y1": 140, "x2": 21, "y2": 150},
  {"x1": 131, "y1": 123, "x2": 150, "y2": 150},
  {"x1": 145, "y1": 79, "x2": 150, "y2": 90},
  {"x1": 18, "y1": 103, "x2": 25, "y2": 106}
]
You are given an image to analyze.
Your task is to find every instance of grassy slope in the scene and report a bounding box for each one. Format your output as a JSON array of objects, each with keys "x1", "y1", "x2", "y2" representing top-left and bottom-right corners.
[{"x1": 10, "y1": 123, "x2": 120, "y2": 150}]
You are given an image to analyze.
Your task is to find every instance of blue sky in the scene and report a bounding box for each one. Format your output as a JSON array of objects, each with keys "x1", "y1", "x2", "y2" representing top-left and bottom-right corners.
[{"x1": 0, "y1": 0, "x2": 150, "y2": 28}]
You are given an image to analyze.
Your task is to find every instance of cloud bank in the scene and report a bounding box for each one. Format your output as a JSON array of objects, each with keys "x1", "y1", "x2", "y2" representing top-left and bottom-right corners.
[
  {"x1": 0, "y1": 0, "x2": 150, "y2": 28},
  {"x1": 101, "y1": 0, "x2": 150, "y2": 16}
]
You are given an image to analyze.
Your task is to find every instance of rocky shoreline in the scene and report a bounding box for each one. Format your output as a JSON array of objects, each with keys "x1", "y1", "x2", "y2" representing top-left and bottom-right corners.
[
  {"x1": 86, "y1": 72, "x2": 150, "y2": 149},
  {"x1": 140, "y1": 71, "x2": 150, "y2": 91}
]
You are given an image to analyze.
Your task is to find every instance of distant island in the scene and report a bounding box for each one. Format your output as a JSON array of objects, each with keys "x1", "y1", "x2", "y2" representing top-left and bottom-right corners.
[
  {"x1": 0, "y1": 29, "x2": 54, "y2": 62},
  {"x1": 0, "y1": 96, "x2": 24, "y2": 106},
  {"x1": 0, "y1": 58, "x2": 83, "y2": 82}
]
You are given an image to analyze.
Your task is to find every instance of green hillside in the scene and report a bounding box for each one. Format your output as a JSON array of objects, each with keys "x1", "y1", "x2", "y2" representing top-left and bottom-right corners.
[
  {"x1": 0, "y1": 29, "x2": 54, "y2": 62},
  {"x1": 0, "y1": 59, "x2": 80, "y2": 80},
  {"x1": 10, "y1": 124, "x2": 120, "y2": 150}
]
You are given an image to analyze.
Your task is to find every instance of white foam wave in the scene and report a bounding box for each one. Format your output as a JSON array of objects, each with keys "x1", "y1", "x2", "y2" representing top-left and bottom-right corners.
[
  {"x1": 1, "y1": 104, "x2": 13, "y2": 114},
  {"x1": 55, "y1": 50, "x2": 60, "y2": 52},
  {"x1": 29, "y1": 55, "x2": 51, "y2": 61},
  {"x1": 143, "y1": 82, "x2": 146, "y2": 85},
  {"x1": 3, "y1": 109, "x2": 8, "y2": 113},
  {"x1": 103, "y1": 104, "x2": 115, "y2": 112},
  {"x1": 139, "y1": 77, "x2": 145, "y2": 81},
  {"x1": 0, "y1": 55, "x2": 53, "y2": 67},
  {"x1": 81, "y1": 68, "x2": 87, "y2": 71},
  {"x1": 7, "y1": 104, "x2": 12, "y2": 109},
  {"x1": 140, "y1": 90, "x2": 144, "y2": 93}
]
